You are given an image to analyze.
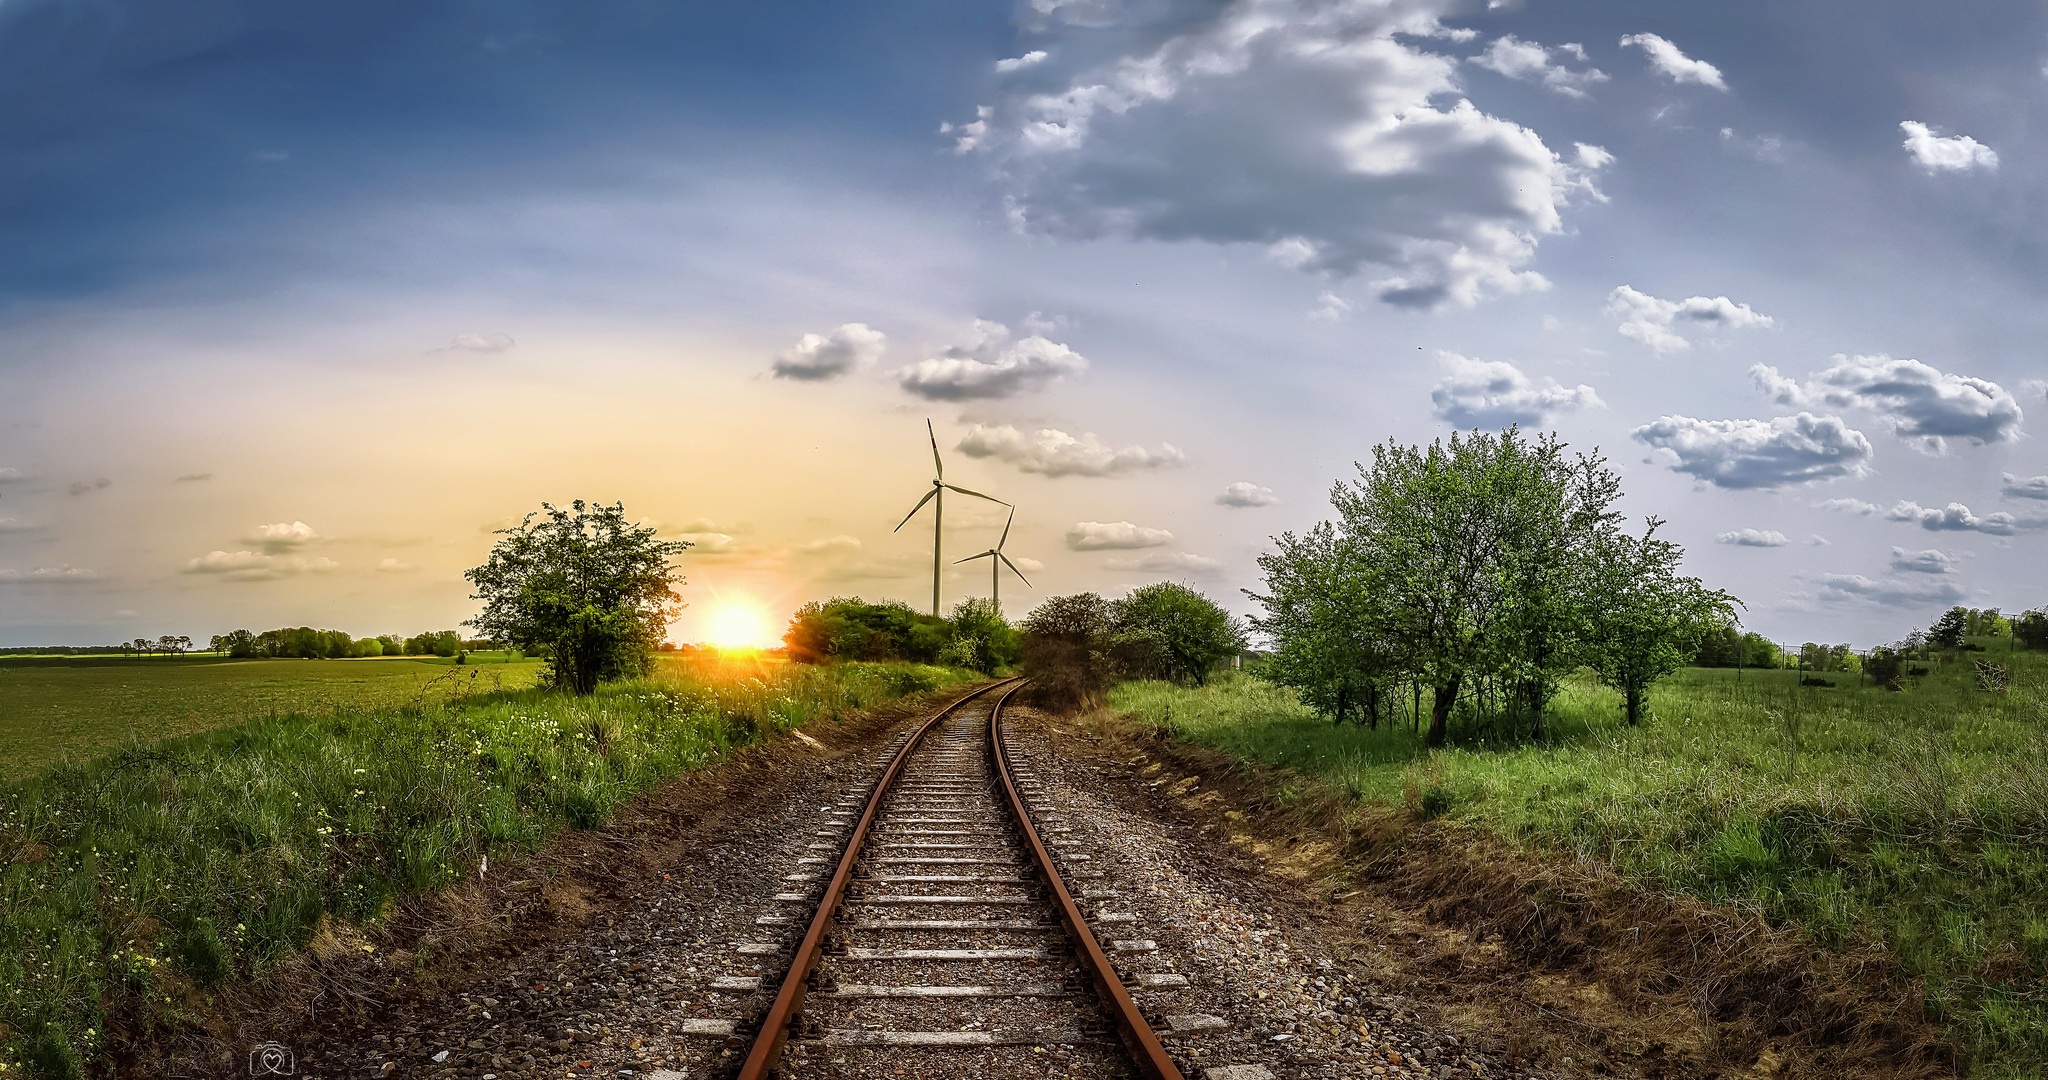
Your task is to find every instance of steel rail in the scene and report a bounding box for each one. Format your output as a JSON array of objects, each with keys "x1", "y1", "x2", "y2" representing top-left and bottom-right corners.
[
  {"x1": 988, "y1": 681, "x2": 1186, "y2": 1080},
  {"x1": 734, "y1": 677, "x2": 1022, "y2": 1080}
]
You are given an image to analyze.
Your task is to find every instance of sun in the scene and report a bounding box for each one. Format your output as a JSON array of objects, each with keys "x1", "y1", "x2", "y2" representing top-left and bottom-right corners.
[{"x1": 706, "y1": 602, "x2": 773, "y2": 651}]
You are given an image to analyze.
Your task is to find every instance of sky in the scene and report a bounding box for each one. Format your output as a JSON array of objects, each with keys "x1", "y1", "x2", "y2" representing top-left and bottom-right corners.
[{"x1": 0, "y1": 0, "x2": 2044, "y2": 649}]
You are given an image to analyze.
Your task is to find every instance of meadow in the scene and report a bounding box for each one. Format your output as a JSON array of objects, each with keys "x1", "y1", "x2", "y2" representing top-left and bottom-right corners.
[
  {"x1": 0, "y1": 654, "x2": 543, "y2": 780},
  {"x1": 1112, "y1": 651, "x2": 2048, "y2": 1078},
  {"x1": 0, "y1": 654, "x2": 970, "y2": 1079}
]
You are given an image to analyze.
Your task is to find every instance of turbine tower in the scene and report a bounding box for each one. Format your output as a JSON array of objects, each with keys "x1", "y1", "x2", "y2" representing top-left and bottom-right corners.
[
  {"x1": 956, "y1": 505, "x2": 1032, "y2": 613},
  {"x1": 894, "y1": 419, "x2": 1007, "y2": 616}
]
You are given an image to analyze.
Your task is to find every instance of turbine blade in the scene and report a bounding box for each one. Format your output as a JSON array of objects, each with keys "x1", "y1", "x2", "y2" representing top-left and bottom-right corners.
[
  {"x1": 998, "y1": 506, "x2": 1014, "y2": 549},
  {"x1": 893, "y1": 488, "x2": 938, "y2": 532},
  {"x1": 928, "y1": 418, "x2": 942, "y2": 480},
  {"x1": 998, "y1": 552, "x2": 1032, "y2": 588},
  {"x1": 940, "y1": 482, "x2": 1007, "y2": 506},
  {"x1": 954, "y1": 551, "x2": 994, "y2": 565}
]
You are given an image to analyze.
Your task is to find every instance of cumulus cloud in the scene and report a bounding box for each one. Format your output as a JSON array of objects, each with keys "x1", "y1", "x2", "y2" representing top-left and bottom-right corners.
[
  {"x1": 1632, "y1": 413, "x2": 1873, "y2": 489},
  {"x1": 245, "y1": 521, "x2": 318, "y2": 552},
  {"x1": 770, "y1": 323, "x2": 888, "y2": 381},
  {"x1": 1103, "y1": 550, "x2": 1221, "y2": 574},
  {"x1": 1819, "y1": 497, "x2": 2037, "y2": 535},
  {"x1": 1619, "y1": 32, "x2": 1726, "y2": 89},
  {"x1": 678, "y1": 531, "x2": 742, "y2": 555},
  {"x1": 1815, "y1": 573, "x2": 1965, "y2": 608},
  {"x1": 1716, "y1": 528, "x2": 1789, "y2": 547},
  {"x1": 1470, "y1": 36, "x2": 1608, "y2": 98},
  {"x1": 441, "y1": 333, "x2": 516, "y2": 353},
  {"x1": 69, "y1": 478, "x2": 112, "y2": 496},
  {"x1": 1066, "y1": 521, "x2": 1173, "y2": 550},
  {"x1": 1889, "y1": 547, "x2": 1958, "y2": 575},
  {"x1": 2002, "y1": 473, "x2": 2048, "y2": 500},
  {"x1": 897, "y1": 321, "x2": 1086, "y2": 400},
  {"x1": 1606, "y1": 285, "x2": 1773, "y2": 354},
  {"x1": 1753, "y1": 356, "x2": 2021, "y2": 452},
  {"x1": 995, "y1": 50, "x2": 1048, "y2": 73},
  {"x1": 1899, "y1": 121, "x2": 1997, "y2": 173},
  {"x1": 376, "y1": 557, "x2": 417, "y2": 573},
  {"x1": 0, "y1": 566, "x2": 97, "y2": 584},
  {"x1": 956, "y1": 423, "x2": 1183, "y2": 477},
  {"x1": 182, "y1": 550, "x2": 340, "y2": 581},
  {"x1": 1216, "y1": 482, "x2": 1280, "y2": 507},
  {"x1": 1429, "y1": 352, "x2": 1600, "y2": 427},
  {"x1": 956, "y1": 0, "x2": 1611, "y2": 309}
]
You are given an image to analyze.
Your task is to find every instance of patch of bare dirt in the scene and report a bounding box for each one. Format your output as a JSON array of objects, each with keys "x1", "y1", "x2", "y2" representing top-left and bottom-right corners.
[{"x1": 1052, "y1": 707, "x2": 1958, "y2": 1080}]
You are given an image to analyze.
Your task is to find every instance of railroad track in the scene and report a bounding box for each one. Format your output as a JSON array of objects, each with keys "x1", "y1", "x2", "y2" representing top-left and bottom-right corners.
[{"x1": 721, "y1": 678, "x2": 1188, "y2": 1080}]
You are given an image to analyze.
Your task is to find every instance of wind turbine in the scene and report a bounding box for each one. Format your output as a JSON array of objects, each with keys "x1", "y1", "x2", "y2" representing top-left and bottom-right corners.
[
  {"x1": 956, "y1": 505, "x2": 1032, "y2": 614},
  {"x1": 894, "y1": 419, "x2": 1008, "y2": 616}
]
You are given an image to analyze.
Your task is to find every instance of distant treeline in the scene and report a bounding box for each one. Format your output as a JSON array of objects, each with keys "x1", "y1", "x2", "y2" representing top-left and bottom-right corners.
[{"x1": 209, "y1": 627, "x2": 489, "y2": 659}]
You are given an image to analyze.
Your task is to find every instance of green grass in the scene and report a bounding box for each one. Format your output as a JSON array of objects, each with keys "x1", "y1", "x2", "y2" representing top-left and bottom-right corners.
[
  {"x1": 0, "y1": 656, "x2": 547, "y2": 781},
  {"x1": 0, "y1": 655, "x2": 971, "y2": 1079},
  {"x1": 1113, "y1": 653, "x2": 2048, "y2": 1078}
]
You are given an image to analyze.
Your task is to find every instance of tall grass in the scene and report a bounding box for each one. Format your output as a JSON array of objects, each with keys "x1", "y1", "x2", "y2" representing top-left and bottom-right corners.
[
  {"x1": 1113, "y1": 657, "x2": 2048, "y2": 1078},
  {"x1": 0, "y1": 656, "x2": 967, "y2": 1079}
]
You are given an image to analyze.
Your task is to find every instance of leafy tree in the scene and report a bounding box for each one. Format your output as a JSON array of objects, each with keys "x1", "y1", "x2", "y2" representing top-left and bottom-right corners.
[
  {"x1": 1584, "y1": 521, "x2": 1736, "y2": 726},
  {"x1": 940, "y1": 597, "x2": 1020, "y2": 673},
  {"x1": 465, "y1": 500, "x2": 690, "y2": 694},
  {"x1": 1109, "y1": 582, "x2": 1245, "y2": 686},
  {"x1": 2016, "y1": 609, "x2": 2048, "y2": 651},
  {"x1": 1331, "y1": 428, "x2": 1621, "y2": 747},
  {"x1": 1249, "y1": 522, "x2": 1396, "y2": 725},
  {"x1": 1928, "y1": 606, "x2": 1969, "y2": 650},
  {"x1": 1019, "y1": 592, "x2": 1115, "y2": 710},
  {"x1": 783, "y1": 598, "x2": 952, "y2": 663}
]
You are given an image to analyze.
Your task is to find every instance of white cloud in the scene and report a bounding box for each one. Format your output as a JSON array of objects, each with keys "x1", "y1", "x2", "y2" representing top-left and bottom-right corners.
[
  {"x1": 1066, "y1": 521, "x2": 1173, "y2": 550},
  {"x1": 1308, "y1": 291, "x2": 1352, "y2": 322},
  {"x1": 1010, "y1": 555, "x2": 1047, "y2": 573},
  {"x1": 1819, "y1": 497, "x2": 2036, "y2": 536},
  {"x1": 1470, "y1": 35, "x2": 1608, "y2": 98},
  {"x1": 1716, "y1": 528, "x2": 1789, "y2": 548},
  {"x1": 1815, "y1": 573, "x2": 1965, "y2": 609},
  {"x1": 1429, "y1": 352, "x2": 1600, "y2": 427},
  {"x1": 441, "y1": 332, "x2": 515, "y2": 353},
  {"x1": 0, "y1": 566, "x2": 97, "y2": 585},
  {"x1": 2002, "y1": 473, "x2": 2048, "y2": 500},
  {"x1": 897, "y1": 321, "x2": 1086, "y2": 400},
  {"x1": 1619, "y1": 32, "x2": 1726, "y2": 90},
  {"x1": 1889, "y1": 547, "x2": 1958, "y2": 575},
  {"x1": 246, "y1": 520, "x2": 318, "y2": 552},
  {"x1": 1216, "y1": 482, "x2": 1280, "y2": 507},
  {"x1": 958, "y1": 0, "x2": 1610, "y2": 309},
  {"x1": 996, "y1": 50, "x2": 1049, "y2": 73},
  {"x1": 182, "y1": 550, "x2": 340, "y2": 581},
  {"x1": 376, "y1": 557, "x2": 417, "y2": 573},
  {"x1": 1103, "y1": 550, "x2": 1221, "y2": 574},
  {"x1": 1755, "y1": 356, "x2": 2021, "y2": 452},
  {"x1": 796, "y1": 535, "x2": 863, "y2": 556},
  {"x1": 679, "y1": 531, "x2": 742, "y2": 555},
  {"x1": 770, "y1": 323, "x2": 888, "y2": 382},
  {"x1": 1899, "y1": 121, "x2": 1997, "y2": 173},
  {"x1": 1606, "y1": 285, "x2": 1772, "y2": 354},
  {"x1": 0, "y1": 467, "x2": 26, "y2": 484},
  {"x1": 0, "y1": 518, "x2": 35, "y2": 533},
  {"x1": 956, "y1": 423, "x2": 1184, "y2": 477},
  {"x1": 1632, "y1": 413, "x2": 1873, "y2": 489}
]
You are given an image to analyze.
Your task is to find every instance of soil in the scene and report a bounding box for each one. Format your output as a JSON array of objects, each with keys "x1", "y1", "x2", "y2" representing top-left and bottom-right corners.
[{"x1": 138, "y1": 690, "x2": 1956, "y2": 1080}]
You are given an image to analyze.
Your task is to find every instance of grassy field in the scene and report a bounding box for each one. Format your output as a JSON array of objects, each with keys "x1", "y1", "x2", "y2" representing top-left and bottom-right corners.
[
  {"x1": 1113, "y1": 651, "x2": 2048, "y2": 1078},
  {"x1": 0, "y1": 655, "x2": 545, "y2": 781},
  {"x1": 0, "y1": 654, "x2": 971, "y2": 1079}
]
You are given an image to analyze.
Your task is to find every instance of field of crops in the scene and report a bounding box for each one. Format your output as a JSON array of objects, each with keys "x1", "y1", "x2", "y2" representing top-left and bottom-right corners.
[
  {"x1": 1113, "y1": 652, "x2": 2048, "y2": 1078},
  {"x1": 0, "y1": 654, "x2": 970, "y2": 1079},
  {"x1": 0, "y1": 654, "x2": 544, "y2": 780}
]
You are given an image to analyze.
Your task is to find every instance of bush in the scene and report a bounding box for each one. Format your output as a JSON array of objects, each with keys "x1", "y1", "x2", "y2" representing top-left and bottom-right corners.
[{"x1": 1020, "y1": 593, "x2": 1115, "y2": 712}]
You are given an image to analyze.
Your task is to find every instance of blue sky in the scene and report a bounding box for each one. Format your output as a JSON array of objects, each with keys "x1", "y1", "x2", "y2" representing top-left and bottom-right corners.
[{"x1": 1, "y1": 0, "x2": 2044, "y2": 647}]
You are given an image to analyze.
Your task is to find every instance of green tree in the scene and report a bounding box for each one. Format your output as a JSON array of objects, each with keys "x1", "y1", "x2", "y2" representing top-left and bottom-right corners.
[
  {"x1": 1019, "y1": 592, "x2": 1115, "y2": 711},
  {"x1": 1109, "y1": 582, "x2": 1244, "y2": 685},
  {"x1": 1584, "y1": 521, "x2": 1736, "y2": 726},
  {"x1": 1928, "y1": 606, "x2": 1969, "y2": 650},
  {"x1": 940, "y1": 597, "x2": 1020, "y2": 673},
  {"x1": 465, "y1": 500, "x2": 690, "y2": 694},
  {"x1": 1249, "y1": 522, "x2": 1397, "y2": 725},
  {"x1": 2016, "y1": 609, "x2": 2048, "y2": 651}
]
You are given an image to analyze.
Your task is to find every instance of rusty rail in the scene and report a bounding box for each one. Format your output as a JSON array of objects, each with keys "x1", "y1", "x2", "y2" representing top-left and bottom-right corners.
[
  {"x1": 988, "y1": 681, "x2": 1186, "y2": 1080},
  {"x1": 734, "y1": 677, "x2": 1021, "y2": 1080}
]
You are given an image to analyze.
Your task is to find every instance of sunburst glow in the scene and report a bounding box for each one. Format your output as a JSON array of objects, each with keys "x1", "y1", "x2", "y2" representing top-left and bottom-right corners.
[{"x1": 706, "y1": 602, "x2": 774, "y2": 650}]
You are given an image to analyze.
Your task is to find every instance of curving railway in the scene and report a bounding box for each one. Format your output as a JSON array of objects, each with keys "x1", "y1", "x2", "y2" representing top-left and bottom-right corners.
[{"x1": 716, "y1": 679, "x2": 1200, "y2": 1079}]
